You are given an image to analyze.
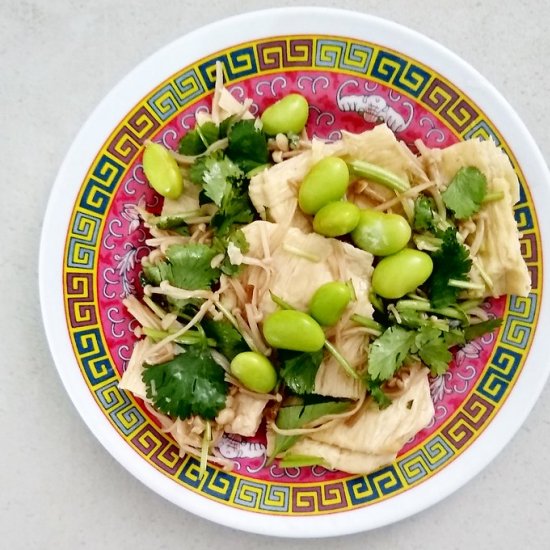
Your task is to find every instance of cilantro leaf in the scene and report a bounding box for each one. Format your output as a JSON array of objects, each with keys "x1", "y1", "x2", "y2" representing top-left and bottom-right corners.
[
  {"x1": 391, "y1": 308, "x2": 455, "y2": 333},
  {"x1": 165, "y1": 297, "x2": 203, "y2": 317},
  {"x1": 390, "y1": 308, "x2": 427, "y2": 330},
  {"x1": 198, "y1": 122, "x2": 220, "y2": 146},
  {"x1": 201, "y1": 156, "x2": 243, "y2": 207},
  {"x1": 442, "y1": 166, "x2": 487, "y2": 219},
  {"x1": 212, "y1": 229, "x2": 250, "y2": 276},
  {"x1": 189, "y1": 152, "x2": 227, "y2": 187},
  {"x1": 226, "y1": 228, "x2": 250, "y2": 254},
  {"x1": 413, "y1": 196, "x2": 437, "y2": 231},
  {"x1": 142, "y1": 261, "x2": 171, "y2": 286},
  {"x1": 148, "y1": 213, "x2": 191, "y2": 235},
  {"x1": 363, "y1": 375, "x2": 392, "y2": 409},
  {"x1": 189, "y1": 155, "x2": 210, "y2": 185},
  {"x1": 428, "y1": 228, "x2": 472, "y2": 308},
  {"x1": 165, "y1": 244, "x2": 220, "y2": 289},
  {"x1": 464, "y1": 318, "x2": 502, "y2": 341},
  {"x1": 142, "y1": 346, "x2": 228, "y2": 420},
  {"x1": 226, "y1": 120, "x2": 269, "y2": 172},
  {"x1": 143, "y1": 243, "x2": 220, "y2": 290},
  {"x1": 211, "y1": 188, "x2": 255, "y2": 237},
  {"x1": 179, "y1": 122, "x2": 220, "y2": 155},
  {"x1": 367, "y1": 326, "x2": 416, "y2": 382},
  {"x1": 413, "y1": 326, "x2": 453, "y2": 376},
  {"x1": 412, "y1": 326, "x2": 465, "y2": 376},
  {"x1": 188, "y1": 152, "x2": 253, "y2": 237},
  {"x1": 270, "y1": 400, "x2": 352, "y2": 457},
  {"x1": 202, "y1": 318, "x2": 249, "y2": 360},
  {"x1": 179, "y1": 131, "x2": 205, "y2": 156},
  {"x1": 219, "y1": 115, "x2": 237, "y2": 138},
  {"x1": 445, "y1": 329, "x2": 467, "y2": 347},
  {"x1": 279, "y1": 349, "x2": 324, "y2": 395}
]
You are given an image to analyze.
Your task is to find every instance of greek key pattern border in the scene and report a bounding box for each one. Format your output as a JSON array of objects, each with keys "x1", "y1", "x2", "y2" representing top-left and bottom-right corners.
[{"x1": 62, "y1": 35, "x2": 541, "y2": 515}]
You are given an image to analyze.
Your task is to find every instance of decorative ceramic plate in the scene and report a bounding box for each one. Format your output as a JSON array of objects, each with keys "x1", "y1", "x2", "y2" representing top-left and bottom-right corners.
[{"x1": 39, "y1": 8, "x2": 550, "y2": 537}]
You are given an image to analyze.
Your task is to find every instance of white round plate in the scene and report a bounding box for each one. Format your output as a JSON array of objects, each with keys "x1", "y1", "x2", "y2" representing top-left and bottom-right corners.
[{"x1": 39, "y1": 7, "x2": 550, "y2": 537}]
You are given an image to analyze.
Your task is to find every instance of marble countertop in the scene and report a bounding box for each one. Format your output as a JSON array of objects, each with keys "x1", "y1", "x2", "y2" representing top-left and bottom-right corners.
[{"x1": 2, "y1": 0, "x2": 549, "y2": 548}]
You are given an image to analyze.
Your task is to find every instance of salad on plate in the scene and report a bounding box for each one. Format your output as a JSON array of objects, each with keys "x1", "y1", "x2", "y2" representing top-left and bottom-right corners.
[{"x1": 119, "y1": 63, "x2": 530, "y2": 475}]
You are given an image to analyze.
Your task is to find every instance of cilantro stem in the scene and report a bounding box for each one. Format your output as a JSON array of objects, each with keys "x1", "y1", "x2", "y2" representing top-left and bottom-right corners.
[
  {"x1": 270, "y1": 291, "x2": 294, "y2": 311},
  {"x1": 448, "y1": 279, "x2": 485, "y2": 291},
  {"x1": 348, "y1": 160, "x2": 410, "y2": 193},
  {"x1": 199, "y1": 421, "x2": 211, "y2": 479},
  {"x1": 406, "y1": 292, "x2": 430, "y2": 302},
  {"x1": 194, "y1": 321, "x2": 208, "y2": 342},
  {"x1": 427, "y1": 317, "x2": 452, "y2": 332},
  {"x1": 395, "y1": 299, "x2": 467, "y2": 322},
  {"x1": 278, "y1": 454, "x2": 328, "y2": 468},
  {"x1": 196, "y1": 125, "x2": 210, "y2": 149},
  {"x1": 324, "y1": 340, "x2": 359, "y2": 380},
  {"x1": 149, "y1": 210, "x2": 203, "y2": 224},
  {"x1": 482, "y1": 191, "x2": 505, "y2": 204},
  {"x1": 246, "y1": 164, "x2": 271, "y2": 178},
  {"x1": 369, "y1": 290, "x2": 385, "y2": 313},
  {"x1": 458, "y1": 299, "x2": 483, "y2": 311},
  {"x1": 214, "y1": 301, "x2": 260, "y2": 353},
  {"x1": 351, "y1": 314, "x2": 383, "y2": 334}
]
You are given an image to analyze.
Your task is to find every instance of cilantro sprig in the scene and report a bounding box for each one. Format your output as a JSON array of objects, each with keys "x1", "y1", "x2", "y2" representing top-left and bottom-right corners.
[
  {"x1": 179, "y1": 122, "x2": 220, "y2": 155},
  {"x1": 142, "y1": 243, "x2": 220, "y2": 290},
  {"x1": 195, "y1": 156, "x2": 244, "y2": 207},
  {"x1": 367, "y1": 326, "x2": 416, "y2": 382},
  {"x1": 428, "y1": 228, "x2": 472, "y2": 308},
  {"x1": 463, "y1": 318, "x2": 502, "y2": 341},
  {"x1": 365, "y1": 304, "x2": 501, "y2": 384},
  {"x1": 279, "y1": 349, "x2": 324, "y2": 395},
  {"x1": 367, "y1": 324, "x2": 460, "y2": 380},
  {"x1": 188, "y1": 141, "x2": 258, "y2": 239},
  {"x1": 414, "y1": 326, "x2": 464, "y2": 376},
  {"x1": 413, "y1": 196, "x2": 437, "y2": 232},
  {"x1": 226, "y1": 120, "x2": 269, "y2": 172},
  {"x1": 142, "y1": 345, "x2": 228, "y2": 420},
  {"x1": 364, "y1": 375, "x2": 392, "y2": 409},
  {"x1": 269, "y1": 400, "x2": 352, "y2": 459},
  {"x1": 442, "y1": 166, "x2": 487, "y2": 219},
  {"x1": 202, "y1": 318, "x2": 249, "y2": 360},
  {"x1": 210, "y1": 188, "x2": 255, "y2": 237}
]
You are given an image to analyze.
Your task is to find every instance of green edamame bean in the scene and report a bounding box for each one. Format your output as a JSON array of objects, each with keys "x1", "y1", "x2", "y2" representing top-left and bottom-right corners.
[
  {"x1": 309, "y1": 282, "x2": 352, "y2": 326},
  {"x1": 298, "y1": 157, "x2": 350, "y2": 215},
  {"x1": 312, "y1": 202, "x2": 360, "y2": 237},
  {"x1": 263, "y1": 310, "x2": 325, "y2": 352},
  {"x1": 351, "y1": 209, "x2": 411, "y2": 256},
  {"x1": 372, "y1": 249, "x2": 433, "y2": 299},
  {"x1": 260, "y1": 94, "x2": 309, "y2": 135},
  {"x1": 142, "y1": 142, "x2": 184, "y2": 200},
  {"x1": 230, "y1": 351, "x2": 277, "y2": 393}
]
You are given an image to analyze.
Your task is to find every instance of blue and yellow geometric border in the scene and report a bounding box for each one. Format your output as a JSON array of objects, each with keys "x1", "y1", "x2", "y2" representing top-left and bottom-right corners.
[{"x1": 62, "y1": 35, "x2": 541, "y2": 515}]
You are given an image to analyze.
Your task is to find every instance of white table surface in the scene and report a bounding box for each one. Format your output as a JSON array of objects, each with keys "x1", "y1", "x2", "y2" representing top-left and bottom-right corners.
[{"x1": 2, "y1": 0, "x2": 550, "y2": 547}]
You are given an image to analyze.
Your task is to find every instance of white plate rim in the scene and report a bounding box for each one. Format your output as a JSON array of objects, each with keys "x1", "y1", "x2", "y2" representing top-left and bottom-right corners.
[{"x1": 39, "y1": 7, "x2": 550, "y2": 538}]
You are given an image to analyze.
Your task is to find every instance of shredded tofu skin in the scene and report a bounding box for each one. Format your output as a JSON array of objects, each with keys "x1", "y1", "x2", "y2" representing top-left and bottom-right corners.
[
  {"x1": 118, "y1": 63, "x2": 530, "y2": 477},
  {"x1": 269, "y1": 365, "x2": 434, "y2": 473},
  {"x1": 419, "y1": 139, "x2": 530, "y2": 297}
]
